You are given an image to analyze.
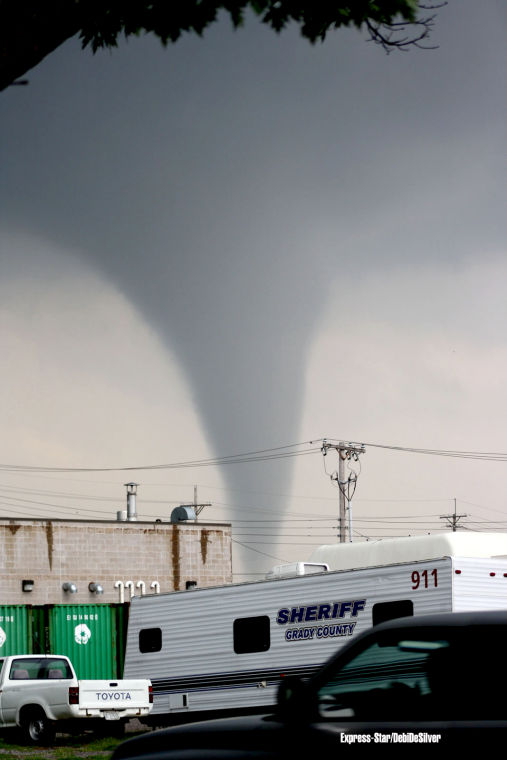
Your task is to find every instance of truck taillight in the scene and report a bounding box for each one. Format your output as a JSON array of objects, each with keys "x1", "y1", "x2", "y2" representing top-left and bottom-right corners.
[
  {"x1": 69, "y1": 686, "x2": 79, "y2": 705},
  {"x1": 149, "y1": 685, "x2": 153, "y2": 704}
]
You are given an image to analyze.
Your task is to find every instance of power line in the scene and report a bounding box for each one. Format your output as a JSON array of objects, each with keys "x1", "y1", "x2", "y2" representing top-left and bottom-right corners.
[
  {"x1": 5, "y1": 433, "x2": 507, "y2": 475},
  {"x1": 327, "y1": 438, "x2": 507, "y2": 462},
  {"x1": 230, "y1": 538, "x2": 287, "y2": 563},
  {"x1": 227, "y1": 518, "x2": 338, "y2": 523},
  {"x1": 0, "y1": 442, "x2": 321, "y2": 473},
  {"x1": 232, "y1": 534, "x2": 338, "y2": 538},
  {"x1": 236, "y1": 541, "x2": 335, "y2": 546},
  {"x1": 0, "y1": 483, "x2": 189, "y2": 505},
  {"x1": 460, "y1": 500, "x2": 507, "y2": 517},
  {"x1": 0, "y1": 479, "x2": 485, "y2": 524}
]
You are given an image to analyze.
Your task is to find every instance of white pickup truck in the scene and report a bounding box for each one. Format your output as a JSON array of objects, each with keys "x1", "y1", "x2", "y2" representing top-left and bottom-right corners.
[{"x1": 0, "y1": 654, "x2": 152, "y2": 743}]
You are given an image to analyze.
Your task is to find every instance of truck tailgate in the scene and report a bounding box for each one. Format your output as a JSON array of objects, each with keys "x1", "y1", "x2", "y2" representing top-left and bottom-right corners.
[{"x1": 78, "y1": 680, "x2": 151, "y2": 710}]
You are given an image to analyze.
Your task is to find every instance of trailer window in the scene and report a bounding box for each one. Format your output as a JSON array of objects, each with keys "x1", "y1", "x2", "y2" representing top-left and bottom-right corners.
[
  {"x1": 233, "y1": 615, "x2": 270, "y2": 654},
  {"x1": 372, "y1": 600, "x2": 414, "y2": 626},
  {"x1": 139, "y1": 627, "x2": 162, "y2": 653}
]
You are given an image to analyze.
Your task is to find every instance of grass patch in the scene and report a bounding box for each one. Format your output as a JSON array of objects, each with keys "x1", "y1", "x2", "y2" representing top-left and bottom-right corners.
[{"x1": 0, "y1": 730, "x2": 142, "y2": 759}]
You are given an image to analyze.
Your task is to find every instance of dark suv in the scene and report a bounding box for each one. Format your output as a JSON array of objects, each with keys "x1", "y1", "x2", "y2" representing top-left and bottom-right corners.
[{"x1": 113, "y1": 610, "x2": 507, "y2": 758}]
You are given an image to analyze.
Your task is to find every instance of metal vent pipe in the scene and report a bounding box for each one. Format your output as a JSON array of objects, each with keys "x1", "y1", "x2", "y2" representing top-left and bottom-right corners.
[{"x1": 125, "y1": 482, "x2": 139, "y2": 521}]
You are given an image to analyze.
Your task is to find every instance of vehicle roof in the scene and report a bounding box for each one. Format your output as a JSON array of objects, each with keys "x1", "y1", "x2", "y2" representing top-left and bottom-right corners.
[
  {"x1": 373, "y1": 609, "x2": 507, "y2": 632},
  {"x1": 1, "y1": 654, "x2": 69, "y2": 658}
]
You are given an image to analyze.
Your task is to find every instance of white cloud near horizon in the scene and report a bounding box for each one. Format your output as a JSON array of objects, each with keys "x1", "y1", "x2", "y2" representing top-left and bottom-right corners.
[
  {"x1": 0, "y1": 231, "x2": 226, "y2": 509},
  {"x1": 289, "y1": 256, "x2": 507, "y2": 545}
]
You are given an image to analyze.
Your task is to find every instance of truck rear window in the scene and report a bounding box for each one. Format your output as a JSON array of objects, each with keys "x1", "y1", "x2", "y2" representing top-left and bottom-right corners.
[{"x1": 9, "y1": 658, "x2": 72, "y2": 680}]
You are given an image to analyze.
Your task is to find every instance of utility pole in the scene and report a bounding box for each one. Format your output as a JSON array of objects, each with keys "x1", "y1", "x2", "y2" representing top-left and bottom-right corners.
[
  {"x1": 321, "y1": 441, "x2": 365, "y2": 543},
  {"x1": 440, "y1": 498, "x2": 467, "y2": 532}
]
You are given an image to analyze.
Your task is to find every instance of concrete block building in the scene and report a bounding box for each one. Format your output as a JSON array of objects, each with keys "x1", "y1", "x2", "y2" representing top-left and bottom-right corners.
[{"x1": 0, "y1": 517, "x2": 233, "y2": 605}]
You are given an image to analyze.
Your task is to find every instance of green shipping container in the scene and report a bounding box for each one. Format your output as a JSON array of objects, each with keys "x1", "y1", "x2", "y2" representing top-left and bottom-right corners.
[
  {"x1": 31, "y1": 605, "x2": 47, "y2": 654},
  {"x1": 46, "y1": 604, "x2": 125, "y2": 679},
  {"x1": 0, "y1": 605, "x2": 31, "y2": 655}
]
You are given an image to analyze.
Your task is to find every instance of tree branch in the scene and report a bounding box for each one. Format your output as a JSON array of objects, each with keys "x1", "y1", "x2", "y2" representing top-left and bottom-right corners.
[
  {"x1": 365, "y1": 2, "x2": 446, "y2": 52},
  {"x1": 0, "y1": 1, "x2": 445, "y2": 92}
]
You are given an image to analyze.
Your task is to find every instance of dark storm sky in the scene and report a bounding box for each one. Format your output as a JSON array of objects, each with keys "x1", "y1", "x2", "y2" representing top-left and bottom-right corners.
[{"x1": 1, "y1": 2, "x2": 506, "y2": 573}]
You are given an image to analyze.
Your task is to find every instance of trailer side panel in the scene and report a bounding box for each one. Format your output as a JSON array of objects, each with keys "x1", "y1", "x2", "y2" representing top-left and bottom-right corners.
[{"x1": 124, "y1": 558, "x2": 452, "y2": 718}]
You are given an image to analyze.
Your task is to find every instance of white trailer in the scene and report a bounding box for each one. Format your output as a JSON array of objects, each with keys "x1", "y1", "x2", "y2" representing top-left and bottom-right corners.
[{"x1": 123, "y1": 533, "x2": 507, "y2": 723}]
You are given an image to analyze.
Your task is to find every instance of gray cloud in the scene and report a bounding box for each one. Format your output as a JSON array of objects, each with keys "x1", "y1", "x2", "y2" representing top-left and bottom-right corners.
[{"x1": 1, "y1": 2, "x2": 506, "y2": 572}]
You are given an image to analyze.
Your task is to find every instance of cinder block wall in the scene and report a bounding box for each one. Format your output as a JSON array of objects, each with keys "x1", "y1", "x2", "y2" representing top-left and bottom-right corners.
[{"x1": 0, "y1": 519, "x2": 233, "y2": 604}]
